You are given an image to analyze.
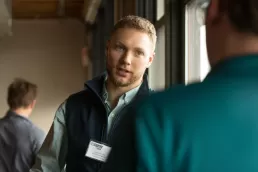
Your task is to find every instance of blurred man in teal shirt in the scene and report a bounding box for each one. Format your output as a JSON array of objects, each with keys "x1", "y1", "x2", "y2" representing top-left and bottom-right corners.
[{"x1": 100, "y1": 0, "x2": 258, "y2": 172}]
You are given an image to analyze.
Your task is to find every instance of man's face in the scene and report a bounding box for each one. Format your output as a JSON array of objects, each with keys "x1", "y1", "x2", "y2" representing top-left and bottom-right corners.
[{"x1": 106, "y1": 28, "x2": 154, "y2": 87}]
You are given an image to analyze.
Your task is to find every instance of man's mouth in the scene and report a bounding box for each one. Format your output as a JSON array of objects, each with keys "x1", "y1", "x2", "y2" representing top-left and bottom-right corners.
[
  {"x1": 118, "y1": 67, "x2": 130, "y2": 73},
  {"x1": 117, "y1": 68, "x2": 130, "y2": 77}
]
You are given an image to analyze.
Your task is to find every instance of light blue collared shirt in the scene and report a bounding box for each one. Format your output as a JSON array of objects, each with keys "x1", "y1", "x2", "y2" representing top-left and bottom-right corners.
[
  {"x1": 31, "y1": 76, "x2": 141, "y2": 172},
  {"x1": 102, "y1": 78, "x2": 141, "y2": 133}
]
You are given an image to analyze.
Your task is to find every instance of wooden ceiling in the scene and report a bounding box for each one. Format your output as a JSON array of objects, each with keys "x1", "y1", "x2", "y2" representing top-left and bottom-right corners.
[{"x1": 12, "y1": 0, "x2": 85, "y2": 19}]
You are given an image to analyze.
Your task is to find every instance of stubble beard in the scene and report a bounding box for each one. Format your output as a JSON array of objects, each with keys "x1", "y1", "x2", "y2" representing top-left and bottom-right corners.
[{"x1": 106, "y1": 67, "x2": 140, "y2": 87}]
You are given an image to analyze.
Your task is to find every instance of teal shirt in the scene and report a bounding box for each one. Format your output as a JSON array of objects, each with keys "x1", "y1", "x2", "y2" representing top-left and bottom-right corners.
[
  {"x1": 136, "y1": 55, "x2": 258, "y2": 172},
  {"x1": 101, "y1": 54, "x2": 258, "y2": 172}
]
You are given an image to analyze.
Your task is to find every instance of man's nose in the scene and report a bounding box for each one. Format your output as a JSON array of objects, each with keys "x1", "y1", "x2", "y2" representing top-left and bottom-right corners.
[{"x1": 120, "y1": 51, "x2": 133, "y2": 65}]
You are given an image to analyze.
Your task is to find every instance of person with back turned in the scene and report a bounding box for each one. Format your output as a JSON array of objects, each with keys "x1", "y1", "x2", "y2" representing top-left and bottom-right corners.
[
  {"x1": 0, "y1": 78, "x2": 45, "y2": 172},
  {"x1": 100, "y1": 0, "x2": 258, "y2": 172}
]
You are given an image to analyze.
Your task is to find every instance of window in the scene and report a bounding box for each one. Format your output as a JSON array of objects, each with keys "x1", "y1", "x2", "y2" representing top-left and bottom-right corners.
[
  {"x1": 148, "y1": 0, "x2": 166, "y2": 90},
  {"x1": 185, "y1": 0, "x2": 210, "y2": 84},
  {"x1": 149, "y1": 25, "x2": 166, "y2": 90},
  {"x1": 200, "y1": 26, "x2": 210, "y2": 81},
  {"x1": 156, "y1": 0, "x2": 165, "y2": 20}
]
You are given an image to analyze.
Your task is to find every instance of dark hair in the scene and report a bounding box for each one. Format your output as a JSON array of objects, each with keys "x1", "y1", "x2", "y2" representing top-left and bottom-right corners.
[
  {"x1": 220, "y1": 0, "x2": 258, "y2": 34},
  {"x1": 7, "y1": 78, "x2": 38, "y2": 109}
]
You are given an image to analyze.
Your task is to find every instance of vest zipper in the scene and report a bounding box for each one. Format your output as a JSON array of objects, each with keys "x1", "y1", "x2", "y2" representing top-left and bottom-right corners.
[
  {"x1": 107, "y1": 105, "x2": 127, "y2": 141},
  {"x1": 99, "y1": 106, "x2": 108, "y2": 170},
  {"x1": 85, "y1": 85, "x2": 108, "y2": 141},
  {"x1": 100, "y1": 112, "x2": 108, "y2": 142},
  {"x1": 107, "y1": 95, "x2": 143, "y2": 141}
]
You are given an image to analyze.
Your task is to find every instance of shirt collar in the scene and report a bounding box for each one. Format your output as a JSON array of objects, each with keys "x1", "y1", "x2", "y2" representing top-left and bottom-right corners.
[
  {"x1": 6, "y1": 110, "x2": 31, "y2": 123},
  {"x1": 102, "y1": 75, "x2": 142, "y2": 104},
  {"x1": 205, "y1": 54, "x2": 258, "y2": 81},
  {"x1": 85, "y1": 71, "x2": 151, "y2": 100}
]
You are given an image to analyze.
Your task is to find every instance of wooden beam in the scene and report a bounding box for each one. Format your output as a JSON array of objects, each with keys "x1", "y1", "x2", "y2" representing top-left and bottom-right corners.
[
  {"x1": 12, "y1": 0, "x2": 59, "y2": 18},
  {"x1": 66, "y1": 0, "x2": 84, "y2": 18},
  {"x1": 12, "y1": 0, "x2": 84, "y2": 19}
]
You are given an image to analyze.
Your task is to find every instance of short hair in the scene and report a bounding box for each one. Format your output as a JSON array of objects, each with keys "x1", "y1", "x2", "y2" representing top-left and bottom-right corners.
[
  {"x1": 111, "y1": 15, "x2": 157, "y2": 50},
  {"x1": 220, "y1": 0, "x2": 258, "y2": 34},
  {"x1": 7, "y1": 78, "x2": 38, "y2": 109}
]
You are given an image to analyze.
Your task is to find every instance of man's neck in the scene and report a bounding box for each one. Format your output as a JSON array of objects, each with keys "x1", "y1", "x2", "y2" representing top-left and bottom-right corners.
[
  {"x1": 12, "y1": 108, "x2": 31, "y2": 118},
  {"x1": 106, "y1": 78, "x2": 142, "y2": 108},
  {"x1": 214, "y1": 32, "x2": 258, "y2": 66}
]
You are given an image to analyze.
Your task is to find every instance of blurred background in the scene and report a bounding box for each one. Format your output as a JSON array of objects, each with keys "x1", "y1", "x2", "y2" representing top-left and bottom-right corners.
[{"x1": 0, "y1": 0, "x2": 210, "y2": 132}]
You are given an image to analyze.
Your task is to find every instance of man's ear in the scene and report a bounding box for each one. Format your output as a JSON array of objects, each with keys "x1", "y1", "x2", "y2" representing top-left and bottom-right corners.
[
  {"x1": 105, "y1": 40, "x2": 110, "y2": 57},
  {"x1": 30, "y1": 100, "x2": 36, "y2": 109},
  {"x1": 147, "y1": 52, "x2": 155, "y2": 68},
  {"x1": 81, "y1": 47, "x2": 89, "y2": 67},
  {"x1": 206, "y1": 0, "x2": 220, "y2": 25}
]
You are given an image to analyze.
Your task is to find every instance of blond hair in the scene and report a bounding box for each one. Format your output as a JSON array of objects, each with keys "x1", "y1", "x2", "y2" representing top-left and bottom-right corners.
[{"x1": 111, "y1": 15, "x2": 157, "y2": 50}]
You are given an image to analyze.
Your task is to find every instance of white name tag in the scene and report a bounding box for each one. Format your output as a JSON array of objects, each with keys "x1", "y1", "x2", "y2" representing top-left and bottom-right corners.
[{"x1": 85, "y1": 140, "x2": 112, "y2": 162}]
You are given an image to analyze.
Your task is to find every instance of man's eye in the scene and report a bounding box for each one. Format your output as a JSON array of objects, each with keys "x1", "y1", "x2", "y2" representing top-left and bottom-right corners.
[
  {"x1": 115, "y1": 46, "x2": 124, "y2": 51},
  {"x1": 135, "y1": 51, "x2": 144, "y2": 56}
]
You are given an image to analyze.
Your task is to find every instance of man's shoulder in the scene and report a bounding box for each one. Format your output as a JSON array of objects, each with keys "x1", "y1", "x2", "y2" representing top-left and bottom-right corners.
[
  {"x1": 0, "y1": 116, "x2": 9, "y2": 133},
  {"x1": 134, "y1": 82, "x2": 206, "y2": 116},
  {"x1": 68, "y1": 89, "x2": 89, "y2": 99},
  {"x1": 65, "y1": 88, "x2": 95, "y2": 107},
  {"x1": 62, "y1": 88, "x2": 99, "y2": 119},
  {"x1": 0, "y1": 116, "x2": 7, "y2": 124},
  {"x1": 143, "y1": 83, "x2": 202, "y2": 103},
  {"x1": 31, "y1": 124, "x2": 45, "y2": 139}
]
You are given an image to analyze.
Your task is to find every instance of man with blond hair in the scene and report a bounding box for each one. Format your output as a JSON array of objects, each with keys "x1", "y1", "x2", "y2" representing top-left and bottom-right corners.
[
  {"x1": 0, "y1": 78, "x2": 45, "y2": 172},
  {"x1": 31, "y1": 15, "x2": 156, "y2": 172}
]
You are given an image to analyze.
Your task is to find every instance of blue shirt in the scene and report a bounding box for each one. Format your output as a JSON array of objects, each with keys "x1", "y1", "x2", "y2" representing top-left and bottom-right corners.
[{"x1": 0, "y1": 111, "x2": 45, "y2": 172}]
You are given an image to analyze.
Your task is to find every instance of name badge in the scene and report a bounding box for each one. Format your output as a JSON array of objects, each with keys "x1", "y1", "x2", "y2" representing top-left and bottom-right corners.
[{"x1": 85, "y1": 140, "x2": 112, "y2": 162}]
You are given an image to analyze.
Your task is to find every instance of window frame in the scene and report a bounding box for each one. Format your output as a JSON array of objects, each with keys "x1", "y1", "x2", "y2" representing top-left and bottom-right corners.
[
  {"x1": 164, "y1": 0, "x2": 185, "y2": 86},
  {"x1": 88, "y1": 0, "x2": 115, "y2": 77},
  {"x1": 136, "y1": 0, "x2": 185, "y2": 87}
]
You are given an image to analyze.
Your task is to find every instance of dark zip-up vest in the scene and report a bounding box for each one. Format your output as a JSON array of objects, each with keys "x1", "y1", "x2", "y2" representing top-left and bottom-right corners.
[{"x1": 64, "y1": 73, "x2": 152, "y2": 172}]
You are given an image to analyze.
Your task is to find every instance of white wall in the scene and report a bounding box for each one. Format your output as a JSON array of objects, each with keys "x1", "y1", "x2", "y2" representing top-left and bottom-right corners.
[{"x1": 0, "y1": 19, "x2": 85, "y2": 133}]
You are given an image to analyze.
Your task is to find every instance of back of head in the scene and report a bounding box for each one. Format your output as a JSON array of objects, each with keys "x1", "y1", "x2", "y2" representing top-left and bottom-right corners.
[
  {"x1": 220, "y1": 0, "x2": 258, "y2": 34},
  {"x1": 111, "y1": 15, "x2": 157, "y2": 50},
  {"x1": 7, "y1": 78, "x2": 37, "y2": 110},
  {"x1": 204, "y1": 0, "x2": 258, "y2": 66}
]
